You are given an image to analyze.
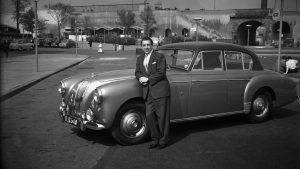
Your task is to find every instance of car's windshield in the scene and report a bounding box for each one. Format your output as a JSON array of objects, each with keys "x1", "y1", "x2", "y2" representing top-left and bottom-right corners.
[
  {"x1": 157, "y1": 49, "x2": 194, "y2": 70},
  {"x1": 61, "y1": 39, "x2": 68, "y2": 43}
]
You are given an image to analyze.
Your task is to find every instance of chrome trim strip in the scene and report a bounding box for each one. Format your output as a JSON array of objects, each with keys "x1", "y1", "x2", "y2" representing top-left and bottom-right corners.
[
  {"x1": 171, "y1": 81, "x2": 190, "y2": 83},
  {"x1": 171, "y1": 110, "x2": 245, "y2": 123},
  {"x1": 83, "y1": 121, "x2": 105, "y2": 130},
  {"x1": 227, "y1": 79, "x2": 249, "y2": 81},
  {"x1": 192, "y1": 79, "x2": 227, "y2": 82}
]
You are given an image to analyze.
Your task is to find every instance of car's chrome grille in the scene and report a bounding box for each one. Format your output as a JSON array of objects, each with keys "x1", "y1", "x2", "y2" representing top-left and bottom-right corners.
[
  {"x1": 66, "y1": 81, "x2": 89, "y2": 115},
  {"x1": 75, "y1": 81, "x2": 89, "y2": 102}
]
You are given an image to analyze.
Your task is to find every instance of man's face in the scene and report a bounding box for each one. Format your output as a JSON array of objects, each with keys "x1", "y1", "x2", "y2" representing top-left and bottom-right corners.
[{"x1": 141, "y1": 40, "x2": 153, "y2": 54}]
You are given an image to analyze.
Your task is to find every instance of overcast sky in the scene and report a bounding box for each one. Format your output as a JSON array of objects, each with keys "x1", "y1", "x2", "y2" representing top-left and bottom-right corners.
[{"x1": 1, "y1": 0, "x2": 299, "y2": 14}]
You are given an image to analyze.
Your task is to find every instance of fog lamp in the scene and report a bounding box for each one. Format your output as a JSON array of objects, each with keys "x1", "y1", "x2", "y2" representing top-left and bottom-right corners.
[{"x1": 86, "y1": 109, "x2": 94, "y2": 121}]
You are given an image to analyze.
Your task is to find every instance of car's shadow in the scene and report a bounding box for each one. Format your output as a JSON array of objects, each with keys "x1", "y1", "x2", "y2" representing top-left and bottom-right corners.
[
  {"x1": 70, "y1": 108, "x2": 299, "y2": 147},
  {"x1": 71, "y1": 128, "x2": 117, "y2": 146}
]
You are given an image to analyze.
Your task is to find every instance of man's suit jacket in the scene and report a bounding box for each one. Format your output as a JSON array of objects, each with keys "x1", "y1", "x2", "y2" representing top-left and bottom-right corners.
[{"x1": 135, "y1": 51, "x2": 170, "y2": 100}]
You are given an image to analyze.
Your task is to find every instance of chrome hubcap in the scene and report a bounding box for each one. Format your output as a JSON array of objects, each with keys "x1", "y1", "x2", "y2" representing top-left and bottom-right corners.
[
  {"x1": 253, "y1": 95, "x2": 268, "y2": 117},
  {"x1": 120, "y1": 110, "x2": 146, "y2": 138}
]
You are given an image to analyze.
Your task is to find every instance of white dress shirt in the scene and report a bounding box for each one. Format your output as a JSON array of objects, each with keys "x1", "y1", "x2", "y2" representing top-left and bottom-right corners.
[{"x1": 143, "y1": 50, "x2": 153, "y2": 71}]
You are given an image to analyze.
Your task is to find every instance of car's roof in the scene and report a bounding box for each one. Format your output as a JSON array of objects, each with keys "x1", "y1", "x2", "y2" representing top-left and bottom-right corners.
[
  {"x1": 157, "y1": 41, "x2": 263, "y2": 70},
  {"x1": 158, "y1": 41, "x2": 255, "y2": 54}
]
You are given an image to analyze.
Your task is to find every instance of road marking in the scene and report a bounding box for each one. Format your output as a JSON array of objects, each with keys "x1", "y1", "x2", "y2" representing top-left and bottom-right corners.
[{"x1": 98, "y1": 57, "x2": 127, "y2": 61}]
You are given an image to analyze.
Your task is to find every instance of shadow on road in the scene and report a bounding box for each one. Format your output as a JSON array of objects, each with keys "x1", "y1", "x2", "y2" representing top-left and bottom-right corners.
[{"x1": 71, "y1": 128, "x2": 117, "y2": 146}]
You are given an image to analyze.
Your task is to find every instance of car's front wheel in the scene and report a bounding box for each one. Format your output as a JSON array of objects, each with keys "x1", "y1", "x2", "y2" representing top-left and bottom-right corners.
[
  {"x1": 247, "y1": 90, "x2": 273, "y2": 123},
  {"x1": 111, "y1": 101, "x2": 149, "y2": 145}
]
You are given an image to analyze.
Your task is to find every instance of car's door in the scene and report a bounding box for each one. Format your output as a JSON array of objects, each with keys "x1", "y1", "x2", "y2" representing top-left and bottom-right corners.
[
  {"x1": 187, "y1": 50, "x2": 229, "y2": 118},
  {"x1": 224, "y1": 51, "x2": 254, "y2": 112},
  {"x1": 158, "y1": 49, "x2": 193, "y2": 120},
  {"x1": 168, "y1": 73, "x2": 190, "y2": 120}
]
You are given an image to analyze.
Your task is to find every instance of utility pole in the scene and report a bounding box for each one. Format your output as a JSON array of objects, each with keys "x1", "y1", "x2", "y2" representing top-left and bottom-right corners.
[
  {"x1": 144, "y1": 0, "x2": 149, "y2": 37},
  {"x1": 277, "y1": 0, "x2": 284, "y2": 72},
  {"x1": 34, "y1": 0, "x2": 39, "y2": 72}
]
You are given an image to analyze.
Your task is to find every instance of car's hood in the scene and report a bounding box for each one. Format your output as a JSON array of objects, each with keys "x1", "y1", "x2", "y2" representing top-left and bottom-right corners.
[
  {"x1": 61, "y1": 69, "x2": 136, "y2": 88},
  {"x1": 93, "y1": 69, "x2": 136, "y2": 82},
  {"x1": 62, "y1": 68, "x2": 185, "y2": 87}
]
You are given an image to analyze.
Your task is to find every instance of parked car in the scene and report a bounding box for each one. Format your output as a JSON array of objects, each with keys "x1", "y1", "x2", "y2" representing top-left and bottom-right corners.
[
  {"x1": 58, "y1": 42, "x2": 299, "y2": 145},
  {"x1": 50, "y1": 38, "x2": 60, "y2": 47},
  {"x1": 271, "y1": 38, "x2": 294, "y2": 48},
  {"x1": 59, "y1": 39, "x2": 76, "y2": 48},
  {"x1": 9, "y1": 39, "x2": 34, "y2": 50}
]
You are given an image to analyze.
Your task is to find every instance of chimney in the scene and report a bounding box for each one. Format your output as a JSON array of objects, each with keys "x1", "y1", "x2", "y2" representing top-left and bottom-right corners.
[{"x1": 261, "y1": 0, "x2": 267, "y2": 9}]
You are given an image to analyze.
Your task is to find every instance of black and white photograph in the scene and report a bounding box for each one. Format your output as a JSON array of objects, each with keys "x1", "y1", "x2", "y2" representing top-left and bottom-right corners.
[{"x1": 1, "y1": 0, "x2": 300, "y2": 168}]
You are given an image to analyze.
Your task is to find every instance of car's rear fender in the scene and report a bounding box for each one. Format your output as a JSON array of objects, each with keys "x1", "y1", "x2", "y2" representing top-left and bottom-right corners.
[{"x1": 244, "y1": 74, "x2": 297, "y2": 113}]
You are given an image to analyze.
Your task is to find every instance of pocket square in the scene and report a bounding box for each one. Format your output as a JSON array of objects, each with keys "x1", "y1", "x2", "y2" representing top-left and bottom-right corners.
[{"x1": 152, "y1": 62, "x2": 157, "y2": 64}]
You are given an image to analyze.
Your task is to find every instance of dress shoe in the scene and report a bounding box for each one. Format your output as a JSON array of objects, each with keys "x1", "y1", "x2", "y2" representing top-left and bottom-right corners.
[
  {"x1": 158, "y1": 143, "x2": 168, "y2": 149},
  {"x1": 148, "y1": 142, "x2": 158, "y2": 149}
]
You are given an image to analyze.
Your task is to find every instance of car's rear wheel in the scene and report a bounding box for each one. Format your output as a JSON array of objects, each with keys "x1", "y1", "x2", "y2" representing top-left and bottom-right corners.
[
  {"x1": 247, "y1": 90, "x2": 273, "y2": 123},
  {"x1": 111, "y1": 101, "x2": 149, "y2": 145}
]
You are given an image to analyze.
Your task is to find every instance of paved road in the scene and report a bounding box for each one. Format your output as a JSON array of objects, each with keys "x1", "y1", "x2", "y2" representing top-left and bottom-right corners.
[{"x1": 1, "y1": 47, "x2": 300, "y2": 169}]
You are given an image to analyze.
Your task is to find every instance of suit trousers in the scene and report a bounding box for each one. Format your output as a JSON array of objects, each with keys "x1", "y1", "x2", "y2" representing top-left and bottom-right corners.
[{"x1": 145, "y1": 93, "x2": 170, "y2": 144}]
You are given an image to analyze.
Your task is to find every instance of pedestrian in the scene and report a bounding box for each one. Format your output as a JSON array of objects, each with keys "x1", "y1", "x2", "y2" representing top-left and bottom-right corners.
[
  {"x1": 274, "y1": 56, "x2": 288, "y2": 73},
  {"x1": 4, "y1": 40, "x2": 10, "y2": 59},
  {"x1": 89, "y1": 38, "x2": 93, "y2": 48},
  {"x1": 98, "y1": 42, "x2": 103, "y2": 53},
  {"x1": 135, "y1": 36, "x2": 171, "y2": 149},
  {"x1": 285, "y1": 56, "x2": 299, "y2": 74}
]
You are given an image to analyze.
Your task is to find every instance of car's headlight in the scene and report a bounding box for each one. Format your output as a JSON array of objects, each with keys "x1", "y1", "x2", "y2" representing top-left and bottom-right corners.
[
  {"x1": 58, "y1": 82, "x2": 66, "y2": 95},
  {"x1": 93, "y1": 89, "x2": 103, "y2": 104}
]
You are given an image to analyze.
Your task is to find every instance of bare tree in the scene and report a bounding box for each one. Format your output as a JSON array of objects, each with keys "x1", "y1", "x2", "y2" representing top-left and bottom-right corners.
[
  {"x1": 140, "y1": 6, "x2": 156, "y2": 37},
  {"x1": 45, "y1": 2, "x2": 74, "y2": 40},
  {"x1": 11, "y1": 0, "x2": 31, "y2": 32},
  {"x1": 19, "y1": 8, "x2": 47, "y2": 35},
  {"x1": 117, "y1": 10, "x2": 136, "y2": 35}
]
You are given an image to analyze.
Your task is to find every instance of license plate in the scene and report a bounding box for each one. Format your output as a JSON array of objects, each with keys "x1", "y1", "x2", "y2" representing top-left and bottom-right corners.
[{"x1": 64, "y1": 115, "x2": 78, "y2": 126}]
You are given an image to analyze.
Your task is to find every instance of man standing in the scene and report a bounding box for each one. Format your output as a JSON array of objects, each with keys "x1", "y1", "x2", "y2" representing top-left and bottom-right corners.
[{"x1": 135, "y1": 37, "x2": 170, "y2": 149}]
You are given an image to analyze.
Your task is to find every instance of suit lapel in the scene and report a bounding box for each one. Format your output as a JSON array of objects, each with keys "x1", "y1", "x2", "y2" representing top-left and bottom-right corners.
[{"x1": 148, "y1": 51, "x2": 155, "y2": 74}]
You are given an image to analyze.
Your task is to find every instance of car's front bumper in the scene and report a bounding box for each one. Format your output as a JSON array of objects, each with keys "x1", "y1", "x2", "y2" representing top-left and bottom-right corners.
[{"x1": 59, "y1": 102, "x2": 105, "y2": 131}]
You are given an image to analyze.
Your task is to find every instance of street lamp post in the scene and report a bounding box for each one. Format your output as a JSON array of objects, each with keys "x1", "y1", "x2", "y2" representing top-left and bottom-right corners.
[
  {"x1": 246, "y1": 24, "x2": 252, "y2": 46},
  {"x1": 34, "y1": 0, "x2": 39, "y2": 72},
  {"x1": 72, "y1": 12, "x2": 81, "y2": 57},
  {"x1": 193, "y1": 18, "x2": 202, "y2": 41}
]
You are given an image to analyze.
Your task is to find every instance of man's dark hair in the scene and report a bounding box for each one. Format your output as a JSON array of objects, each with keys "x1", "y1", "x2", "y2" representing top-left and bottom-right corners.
[{"x1": 141, "y1": 36, "x2": 153, "y2": 46}]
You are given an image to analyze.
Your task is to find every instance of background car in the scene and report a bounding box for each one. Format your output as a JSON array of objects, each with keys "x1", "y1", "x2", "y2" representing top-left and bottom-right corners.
[
  {"x1": 58, "y1": 39, "x2": 76, "y2": 48},
  {"x1": 58, "y1": 42, "x2": 299, "y2": 145},
  {"x1": 9, "y1": 39, "x2": 34, "y2": 50}
]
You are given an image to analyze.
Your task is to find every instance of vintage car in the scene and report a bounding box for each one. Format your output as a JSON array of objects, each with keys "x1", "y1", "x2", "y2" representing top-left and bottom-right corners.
[
  {"x1": 9, "y1": 39, "x2": 34, "y2": 50},
  {"x1": 58, "y1": 42, "x2": 299, "y2": 145},
  {"x1": 58, "y1": 39, "x2": 76, "y2": 48}
]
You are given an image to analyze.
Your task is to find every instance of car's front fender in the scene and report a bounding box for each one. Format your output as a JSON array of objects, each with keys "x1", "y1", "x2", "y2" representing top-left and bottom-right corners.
[{"x1": 96, "y1": 77, "x2": 143, "y2": 128}]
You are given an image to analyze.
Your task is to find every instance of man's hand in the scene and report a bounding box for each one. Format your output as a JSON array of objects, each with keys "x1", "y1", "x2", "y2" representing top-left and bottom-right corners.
[{"x1": 139, "y1": 77, "x2": 149, "y2": 85}]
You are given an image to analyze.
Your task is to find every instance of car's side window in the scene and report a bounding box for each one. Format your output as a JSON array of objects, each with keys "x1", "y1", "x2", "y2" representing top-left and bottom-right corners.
[
  {"x1": 192, "y1": 52, "x2": 202, "y2": 70},
  {"x1": 242, "y1": 53, "x2": 253, "y2": 70},
  {"x1": 225, "y1": 51, "x2": 243, "y2": 70},
  {"x1": 224, "y1": 51, "x2": 253, "y2": 70},
  {"x1": 157, "y1": 49, "x2": 194, "y2": 70},
  {"x1": 199, "y1": 51, "x2": 223, "y2": 70}
]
